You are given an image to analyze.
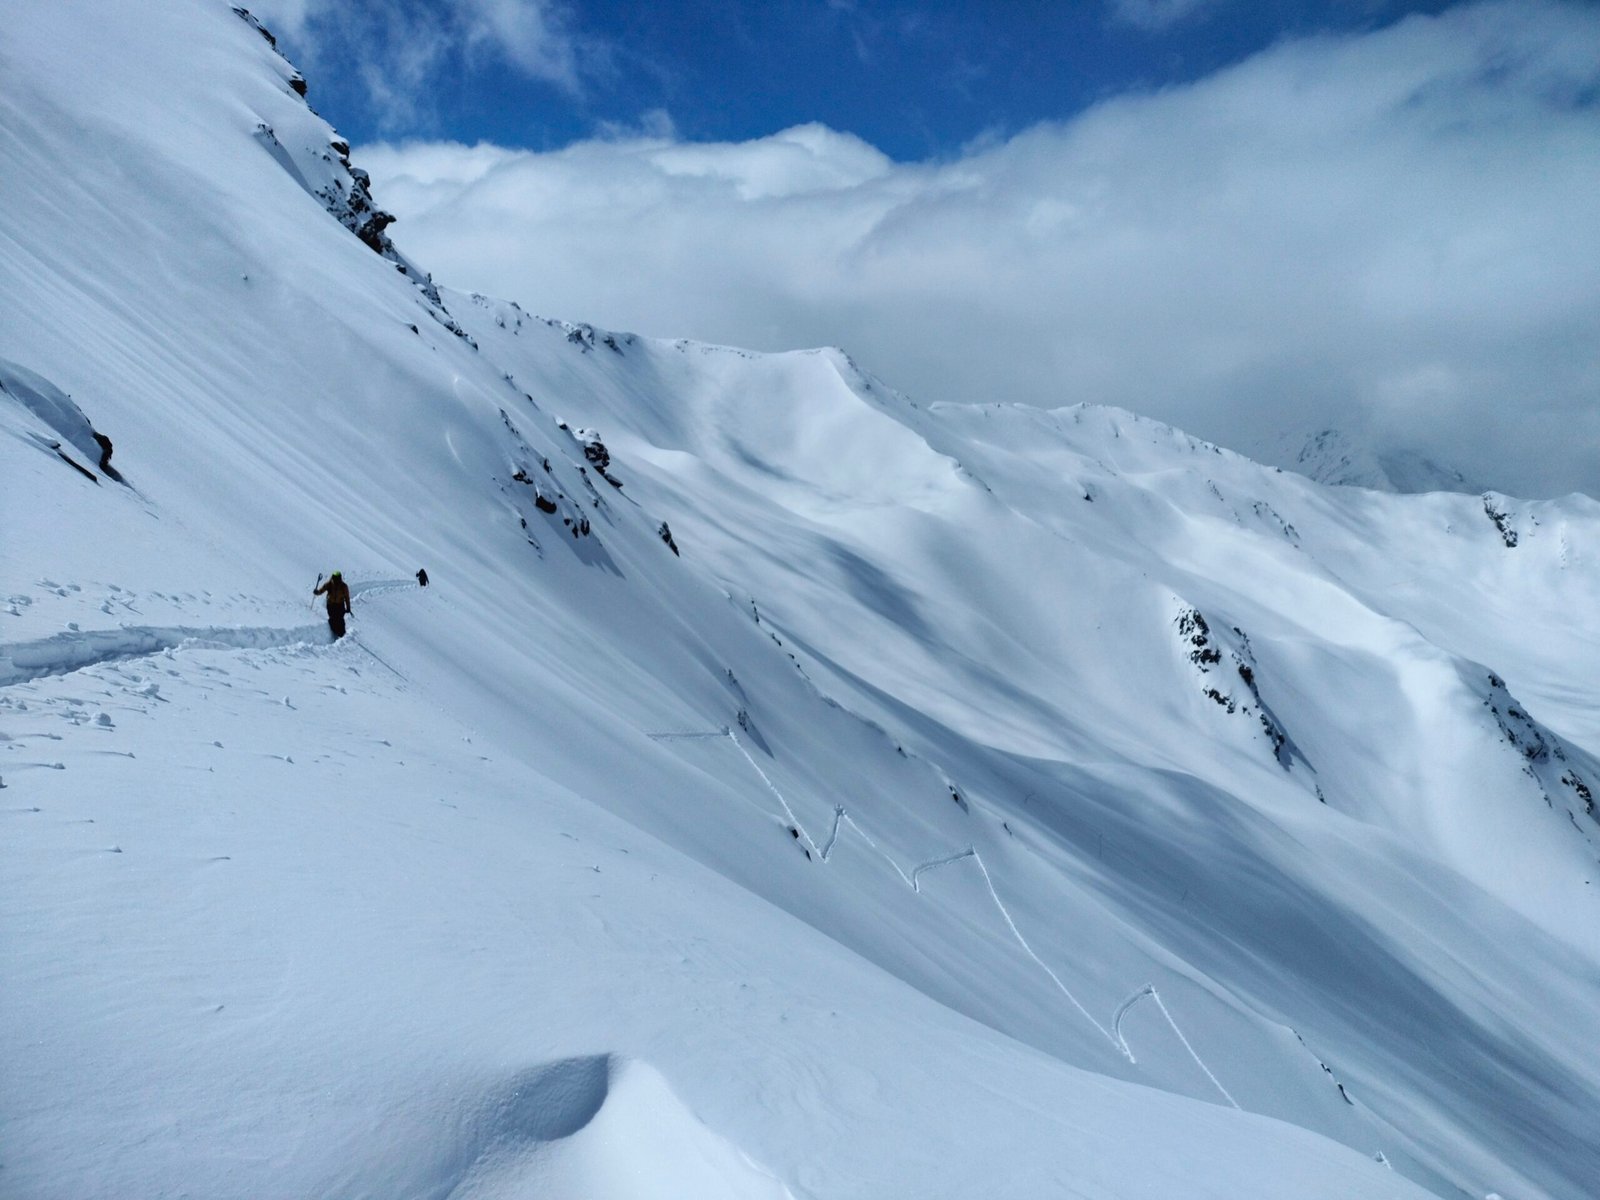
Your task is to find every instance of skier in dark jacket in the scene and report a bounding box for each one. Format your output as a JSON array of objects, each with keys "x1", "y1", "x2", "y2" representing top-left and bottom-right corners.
[{"x1": 314, "y1": 570, "x2": 353, "y2": 639}]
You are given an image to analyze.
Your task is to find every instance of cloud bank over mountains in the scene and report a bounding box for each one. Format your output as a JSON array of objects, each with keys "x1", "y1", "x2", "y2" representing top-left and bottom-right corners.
[{"x1": 358, "y1": 1, "x2": 1600, "y2": 497}]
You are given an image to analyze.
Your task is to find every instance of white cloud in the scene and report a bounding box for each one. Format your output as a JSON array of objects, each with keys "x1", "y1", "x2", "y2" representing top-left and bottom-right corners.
[
  {"x1": 594, "y1": 108, "x2": 679, "y2": 143},
  {"x1": 359, "y1": 1, "x2": 1600, "y2": 496},
  {"x1": 241, "y1": 0, "x2": 313, "y2": 40},
  {"x1": 245, "y1": 0, "x2": 588, "y2": 128},
  {"x1": 456, "y1": 0, "x2": 582, "y2": 90},
  {"x1": 648, "y1": 124, "x2": 894, "y2": 200},
  {"x1": 1107, "y1": 0, "x2": 1222, "y2": 32}
]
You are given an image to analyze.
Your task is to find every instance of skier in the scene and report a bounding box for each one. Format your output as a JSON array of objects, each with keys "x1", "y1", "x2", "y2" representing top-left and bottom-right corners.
[
  {"x1": 314, "y1": 570, "x2": 353, "y2": 639},
  {"x1": 92, "y1": 431, "x2": 113, "y2": 471},
  {"x1": 416, "y1": 567, "x2": 429, "y2": 587}
]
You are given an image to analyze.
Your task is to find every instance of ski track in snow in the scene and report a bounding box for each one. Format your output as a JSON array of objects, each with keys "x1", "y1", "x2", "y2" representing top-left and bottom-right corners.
[
  {"x1": 1114, "y1": 985, "x2": 1242, "y2": 1109},
  {"x1": 654, "y1": 724, "x2": 1241, "y2": 1106},
  {"x1": 347, "y1": 578, "x2": 420, "y2": 600}
]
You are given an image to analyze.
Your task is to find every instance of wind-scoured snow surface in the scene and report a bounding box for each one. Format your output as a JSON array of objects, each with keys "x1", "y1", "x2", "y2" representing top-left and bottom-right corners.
[{"x1": 2, "y1": 4, "x2": 1598, "y2": 1199}]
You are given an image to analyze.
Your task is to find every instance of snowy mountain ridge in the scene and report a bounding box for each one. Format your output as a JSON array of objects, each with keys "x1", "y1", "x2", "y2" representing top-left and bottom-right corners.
[{"x1": 4, "y1": 4, "x2": 1600, "y2": 1199}]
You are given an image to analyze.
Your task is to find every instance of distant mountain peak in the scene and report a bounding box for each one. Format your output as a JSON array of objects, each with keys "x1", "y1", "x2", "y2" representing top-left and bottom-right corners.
[{"x1": 1261, "y1": 426, "x2": 1479, "y2": 495}]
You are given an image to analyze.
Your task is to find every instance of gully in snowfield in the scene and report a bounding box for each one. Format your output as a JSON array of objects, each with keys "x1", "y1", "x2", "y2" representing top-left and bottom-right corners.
[{"x1": 313, "y1": 570, "x2": 353, "y2": 639}]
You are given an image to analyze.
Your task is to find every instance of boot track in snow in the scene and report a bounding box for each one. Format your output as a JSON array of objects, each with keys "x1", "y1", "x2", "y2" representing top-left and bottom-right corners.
[
  {"x1": 0, "y1": 623, "x2": 334, "y2": 688},
  {"x1": 1, "y1": 577, "x2": 428, "y2": 688}
]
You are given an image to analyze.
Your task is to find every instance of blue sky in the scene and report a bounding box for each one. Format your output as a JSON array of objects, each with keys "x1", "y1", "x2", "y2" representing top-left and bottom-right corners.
[
  {"x1": 253, "y1": 1, "x2": 1600, "y2": 496},
  {"x1": 261, "y1": 0, "x2": 1460, "y2": 158}
]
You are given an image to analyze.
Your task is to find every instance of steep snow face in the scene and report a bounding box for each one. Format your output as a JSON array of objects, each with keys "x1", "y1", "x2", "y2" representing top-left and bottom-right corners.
[
  {"x1": 468, "y1": 320, "x2": 1600, "y2": 934},
  {"x1": 456, "y1": 312, "x2": 1600, "y2": 1197},
  {"x1": 2, "y1": 4, "x2": 1598, "y2": 1200}
]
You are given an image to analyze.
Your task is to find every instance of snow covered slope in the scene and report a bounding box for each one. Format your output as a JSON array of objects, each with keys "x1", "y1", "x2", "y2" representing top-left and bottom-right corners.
[
  {"x1": 450, "y1": 306, "x2": 1600, "y2": 1199},
  {"x1": 3, "y1": 4, "x2": 1598, "y2": 1199}
]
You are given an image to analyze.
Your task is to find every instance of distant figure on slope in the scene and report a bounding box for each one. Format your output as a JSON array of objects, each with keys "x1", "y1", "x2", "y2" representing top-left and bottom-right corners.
[
  {"x1": 92, "y1": 431, "x2": 113, "y2": 471},
  {"x1": 314, "y1": 570, "x2": 353, "y2": 639},
  {"x1": 416, "y1": 567, "x2": 429, "y2": 587}
]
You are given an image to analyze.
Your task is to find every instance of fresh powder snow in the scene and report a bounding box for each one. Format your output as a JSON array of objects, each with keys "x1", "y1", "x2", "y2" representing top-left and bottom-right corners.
[{"x1": 2, "y1": 3, "x2": 1598, "y2": 1199}]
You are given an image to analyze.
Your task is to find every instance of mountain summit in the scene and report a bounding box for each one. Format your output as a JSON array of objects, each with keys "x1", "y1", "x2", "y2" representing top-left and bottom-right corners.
[{"x1": 1257, "y1": 426, "x2": 1481, "y2": 494}]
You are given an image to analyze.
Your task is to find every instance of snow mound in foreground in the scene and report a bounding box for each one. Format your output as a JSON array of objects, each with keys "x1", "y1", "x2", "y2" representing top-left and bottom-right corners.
[{"x1": 444, "y1": 1056, "x2": 792, "y2": 1200}]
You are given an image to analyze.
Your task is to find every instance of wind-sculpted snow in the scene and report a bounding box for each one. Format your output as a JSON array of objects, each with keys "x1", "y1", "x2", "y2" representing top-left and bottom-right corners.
[
  {"x1": 0, "y1": 357, "x2": 103, "y2": 465},
  {"x1": 434, "y1": 1056, "x2": 794, "y2": 1200}
]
